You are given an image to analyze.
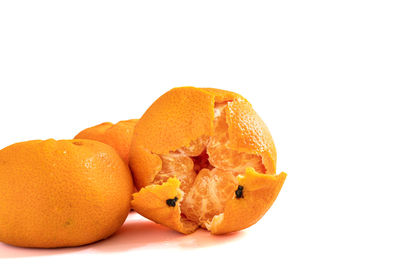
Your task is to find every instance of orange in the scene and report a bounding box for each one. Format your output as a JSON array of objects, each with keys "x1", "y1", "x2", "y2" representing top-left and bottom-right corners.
[
  {"x1": 0, "y1": 139, "x2": 134, "y2": 248},
  {"x1": 75, "y1": 119, "x2": 138, "y2": 165},
  {"x1": 75, "y1": 119, "x2": 138, "y2": 193},
  {"x1": 130, "y1": 87, "x2": 286, "y2": 234}
]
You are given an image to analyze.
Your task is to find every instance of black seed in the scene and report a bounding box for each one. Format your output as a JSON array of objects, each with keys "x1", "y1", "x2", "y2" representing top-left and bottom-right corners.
[
  {"x1": 166, "y1": 197, "x2": 178, "y2": 207},
  {"x1": 235, "y1": 185, "x2": 244, "y2": 199}
]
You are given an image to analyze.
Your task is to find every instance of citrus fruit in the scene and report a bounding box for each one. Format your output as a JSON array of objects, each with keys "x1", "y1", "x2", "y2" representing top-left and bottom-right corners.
[
  {"x1": 75, "y1": 119, "x2": 138, "y2": 164},
  {"x1": 130, "y1": 87, "x2": 286, "y2": 234},
  {"x1": 0, "y1": 139, "x2": 134, "y2": 248}
]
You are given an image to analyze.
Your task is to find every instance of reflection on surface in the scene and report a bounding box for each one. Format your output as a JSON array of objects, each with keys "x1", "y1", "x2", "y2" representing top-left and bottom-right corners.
[{"x1": 0, "y1": 212, "x2": 245, "y2": 259}]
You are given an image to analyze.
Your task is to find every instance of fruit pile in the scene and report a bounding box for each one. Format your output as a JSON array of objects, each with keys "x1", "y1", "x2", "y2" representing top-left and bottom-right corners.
[{"x1": 0, "y1": 87, "x2": 286, "y2": 248}]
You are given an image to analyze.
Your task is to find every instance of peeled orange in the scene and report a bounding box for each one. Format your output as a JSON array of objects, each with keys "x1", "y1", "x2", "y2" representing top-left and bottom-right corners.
[{"x1": 130, "y1": 87, "x2": 286, "y2": 234}]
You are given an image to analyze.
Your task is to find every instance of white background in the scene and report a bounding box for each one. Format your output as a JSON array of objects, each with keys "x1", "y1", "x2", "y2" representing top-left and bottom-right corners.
[{"x1": 0, "y1": 1, "x2": 399, "y2": 266}]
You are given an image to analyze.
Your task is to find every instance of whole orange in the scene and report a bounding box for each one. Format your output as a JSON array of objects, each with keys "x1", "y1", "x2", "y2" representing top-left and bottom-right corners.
[
  {"x1": 0, "y1": 139, "x2": 133, "y2": 248},
  {"x1": 75, "y1": 119, "x2": 138, "y2": 165},
  {"x1": 130, "y1": 87, "x2": 286, "y2": 234}
]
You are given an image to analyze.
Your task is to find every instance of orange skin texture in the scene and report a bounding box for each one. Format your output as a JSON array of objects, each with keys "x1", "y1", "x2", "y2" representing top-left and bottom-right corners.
[
  {"x1": 75, "y1": 119, "x2": 138, "y2": 192},
  {"x1": 130, "y1": 86, "x2": 285, "y2": 234},
  {"x1": 209, "y1": 169, "x2": 286, "y2": 234},
  {"x1": 0, "y1": 139, "x2": 134, "y2": 248},
  {"x1": 131, "y1": 178, "x2": 198, "y2": 234},
  {"x1": 75, "y1": 119, "x2": 138, "y2": 165},
  {"x1": 226, "y1": 98, "x2": 277, "y2": 173}
]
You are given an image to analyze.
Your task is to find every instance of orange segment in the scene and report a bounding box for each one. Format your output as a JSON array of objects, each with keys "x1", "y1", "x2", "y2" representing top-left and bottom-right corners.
[
  {"x1": 153, "y1": 153, "x2": 196, "y2": 193},
  {"x1": 207, "y1": 139, "x2": 265, "y2": 174},
  {"x1": 178, "y1": 137, "x2": 208, "y2": 157},
  {"x1": 181, "y1": 168, "x2": 238, "y2": 227}
]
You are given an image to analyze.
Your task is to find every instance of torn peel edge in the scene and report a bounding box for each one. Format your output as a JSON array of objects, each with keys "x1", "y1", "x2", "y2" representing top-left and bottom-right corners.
[
  {"x1": 208, "y1": 169, "x2": 287, "y2": 235},
  {"x1": 148, "y1": 97, "x2": 234, "y2": 157},
  {"x1": 129, "y1": 144, "x2": 163, "y2": 189},
  {"x1": 131, "y1": 169, "x2": 287, "y2": 235},
  {"x1": 131, "y1": 177, "x2": 198, "y2": 234},
  {"x1": 132, "y1": 97, "x2": 262, "y2": 189}
]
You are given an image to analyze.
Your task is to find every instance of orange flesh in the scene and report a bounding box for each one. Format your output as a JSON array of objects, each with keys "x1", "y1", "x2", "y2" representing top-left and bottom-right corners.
[{"x1": 152, "y1": 102, "x2": 265, "y2": 228}]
